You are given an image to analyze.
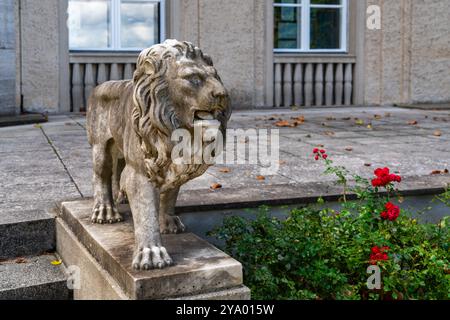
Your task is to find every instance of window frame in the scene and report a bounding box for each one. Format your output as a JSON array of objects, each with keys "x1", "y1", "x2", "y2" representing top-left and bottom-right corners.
[
  {"x1": 69, "y1": 0, "x2": 166, "y2": 51},
  {"x1": 273, "y1": 0, "x2": 348, "y2": 53}
]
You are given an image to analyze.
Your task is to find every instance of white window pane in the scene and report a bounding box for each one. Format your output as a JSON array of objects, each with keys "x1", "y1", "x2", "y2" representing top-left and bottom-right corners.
[
  {"x1": 68, "y1": 0, "x2": 111, "y2": 49},
  {"x1": 274, "y1": 6, "x2": 300, "y2": 49},
  {"x1": 274, "y1": 0, "x2": 301, "y2": 4},
  {"x1": 311, "y1": 0, "x2": 341, "y2": 4},
  {"x1": 120, "y1": 0, "x2": 160, "y2": 49},
  {"x1": 310, "y1": 8, "x2": 341, "y2": 49}
]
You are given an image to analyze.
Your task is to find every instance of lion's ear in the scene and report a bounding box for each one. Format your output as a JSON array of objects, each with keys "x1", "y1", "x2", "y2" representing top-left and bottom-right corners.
[
  {"x1": 203, "y1": 54, "x2": 214, "y2": 67},
  {"x1": 143, "y1": 58, "x2": 158, "y2": 75}
]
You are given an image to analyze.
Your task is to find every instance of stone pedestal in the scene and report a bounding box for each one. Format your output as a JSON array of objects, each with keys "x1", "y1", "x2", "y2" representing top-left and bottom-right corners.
[{"x1": 56, "y1": 200, "x2": 250, "y2": 300}]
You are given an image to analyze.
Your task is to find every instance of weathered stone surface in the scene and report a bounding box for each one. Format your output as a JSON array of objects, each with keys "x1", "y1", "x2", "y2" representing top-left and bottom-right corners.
[
  {"x1": 0, "y1": 254, "x2": 69, "y2": 300},
  {"x1": 86, "y1": 40, "x2": 231, "y2": 270},
  {"x1": 0, "y1": 210, "x2": 55, "y2": 260},
  {"x1": 56, "y1": 219, "x2": 129, "y2": 300},
  {"x1": 364, "y1": 0, "x2": 450, "y2": 105},
  {"x1": 171, "y1": 285, "x2": 250, "y2": 300},
  {"x1": 59, "y1": 200, "x2": 245, "y2": 300},
  {"x1": 20, "y1": 0, "x2": 61, "y2": 113},
  {"x1": 0, "y1": 0, "x2": 16, "y2": 116}
]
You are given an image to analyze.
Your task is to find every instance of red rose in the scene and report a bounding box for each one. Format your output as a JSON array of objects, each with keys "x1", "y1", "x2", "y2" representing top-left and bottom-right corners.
[
  {"x1": 315, "y1": 155, "x2": 319, "y2": 161},
  {"x1": 322, "y1": 154, "x2": 328, "y2": 159},
  {"x1": 313, "y1": 148, "x2": 319, "y2": 154},
  {"x1": 375, "y1": 167, "x2": 390, "y2": 178},
  {"x1": 380, "y1": 202, "x2": 400, "y2": 221},
  {"x1": 372, "y1": 167, "x2": 401, "y2": 187},
  {"x1": 372, "y1": 178, "x2": 382, "y2": 187},
  {"x1": 370, "y1": 246, "x2": 390, "y2": 264},
  {"x1": 320, "y1": 149, "x2": 326, "y2": 154}
]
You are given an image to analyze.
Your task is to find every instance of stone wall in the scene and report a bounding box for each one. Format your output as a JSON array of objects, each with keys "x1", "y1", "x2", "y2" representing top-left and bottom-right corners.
[
  {"x1": 11, "y1": 0, "x2": 450, "y2": 112},
  {"x1": 19, "y1": 0, "x2": 69, "y2": 113},
  {"x1": 364, "y1": 0, "x2": 450, "y2": 105},
  {"x1": 0, "y1": 0, "x2": 17, "y2": 116},
  {"x1": 175, "y1": 0, "x2": 269, "y2": 108}
]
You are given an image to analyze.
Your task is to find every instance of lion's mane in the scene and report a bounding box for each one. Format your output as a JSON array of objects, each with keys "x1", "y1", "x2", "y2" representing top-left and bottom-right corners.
[{"x1": 130, "y1": 40, "x2": 216, "y2": 192}]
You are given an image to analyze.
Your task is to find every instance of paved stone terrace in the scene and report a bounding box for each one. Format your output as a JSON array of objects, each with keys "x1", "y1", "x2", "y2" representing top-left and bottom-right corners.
[{"x1": 0, "y1": 106, "x2": 449, "y2": 215}]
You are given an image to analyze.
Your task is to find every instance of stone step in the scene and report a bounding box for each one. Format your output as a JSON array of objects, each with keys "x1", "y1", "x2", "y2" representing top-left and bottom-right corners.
[
  {"x1": 0, "y1": 209, "x2": 56, "y2": 260},
  {"x1": 0, "y1": 254, "x2": 70, "y2": 300},
  {"x1": 58, "y1": 200, "x2": 250, "y2": 300}
]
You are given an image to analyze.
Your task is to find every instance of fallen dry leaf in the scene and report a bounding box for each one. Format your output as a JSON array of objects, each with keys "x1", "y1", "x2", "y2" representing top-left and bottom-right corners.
[
  {"x1": 341, "y1": 117, "x2": 351, "y2": 121},
  {"x1": 291, "y1": 115, "x2": 305, "y2": 123},
  {"x1": 278, "y1": 160, "x2": 287, "y2": 165},
  {"x1": 219, "y1": 168, "x2": 231, "y2": 173},
  {"x1": 355, "y1": 119, "x2": 365, "y2": 126},
  {"x1": 374, "y1": 114, "x2": 382, "y2": 120},
  {"x1": 431, "y1": 170, "x2": 448, "y2": 175},
  {"x1": 408, "y1": 120, "x2": 418, "y2": 125},
  {"x1": 15, "y1": 257, "x2": 27, "y2": 264},
  {"x1": 433, "y1": 130, "x2": 442, "y2": 137},
  {"x1": 364, "y1": 163, "x2": 372, "y2": 167},
  {"x1": 256, "y1": 175, "x2": 266, "y2": 181},
  {"x1": 367, "y1": 124, "x2": 373, "y2": 130},
  {"x1": 51, "y1": 260, "x2": 62, "y2": 266},
  {"x1": 305, "y1": 134, "x2": 312, "y2": 138},
  {"x1": 345, "y1": 147, "x2": 353, "y2": 152},
  {"x1": 275, "y1": 120, "x2": 293, "y2": 127},
  {"x1": 398, "y1": 196, "x2": 405, "y2": 204},
  {"x1": 210, "y1": 183, "x2": 222, "y2": 190},
  {"x1": 324, "y1": 131, "x2": 335, "y2": 136},
  {"x1": 326, "y1": 117, "x2": 336, "y2": 121},
  {"x1": 384, "y1": 112, "x2": 392, "y2": 117},
  {"x1": 317, "y1": 144, "x2": 325, "y2": 148}
]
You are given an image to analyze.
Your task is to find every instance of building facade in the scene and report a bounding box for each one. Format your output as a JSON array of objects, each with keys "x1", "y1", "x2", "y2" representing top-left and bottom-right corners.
[
  {"x1": 1, "y1": 0, "x2": 450, "y2": 115},
  {"x1": 0, "y1": 0, "x2": 17, "y2": 115}
]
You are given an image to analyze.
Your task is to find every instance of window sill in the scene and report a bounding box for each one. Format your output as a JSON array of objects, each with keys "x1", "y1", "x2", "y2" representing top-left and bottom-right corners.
[
  {"x1": 69, "y1": 51, "x2": 140, "y2": 64},
  {"x1": 274, "y1": 52, "x2": 356, "y2": 64}
]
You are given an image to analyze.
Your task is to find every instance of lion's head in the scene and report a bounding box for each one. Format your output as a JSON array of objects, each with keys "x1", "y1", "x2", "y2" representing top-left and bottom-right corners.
[{"x1": 131, "y1": 40, "x2": 231, "y2": 190}]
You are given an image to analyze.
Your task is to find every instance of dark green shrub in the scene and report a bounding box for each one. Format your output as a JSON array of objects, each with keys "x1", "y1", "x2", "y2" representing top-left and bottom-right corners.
[{"x1": 209, "y1": 151, "x2": 449, "y2": 300}]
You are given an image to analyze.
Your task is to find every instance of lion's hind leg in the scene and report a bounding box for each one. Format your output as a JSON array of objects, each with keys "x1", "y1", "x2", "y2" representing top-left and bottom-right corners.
[
  {"x1": 159, "y1": 187, "x2": 185, "y2": 234},
  {"x1": 91, "y1": 141, "x2": 122, "y2": 224}
]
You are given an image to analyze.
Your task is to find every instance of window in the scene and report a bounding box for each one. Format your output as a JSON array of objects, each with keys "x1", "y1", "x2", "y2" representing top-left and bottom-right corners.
[
  {"x1": 274, "y1": 0, "x2": 348, "y2": 53},
  {"x1": 68, "y1": 0, "x2": 165, "y2": 50}
]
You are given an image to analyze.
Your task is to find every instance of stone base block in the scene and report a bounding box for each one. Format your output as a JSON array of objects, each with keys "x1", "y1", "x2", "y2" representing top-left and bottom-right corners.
[{"x1": 57, "y1": 200, "x2": 250, "y2": 300}]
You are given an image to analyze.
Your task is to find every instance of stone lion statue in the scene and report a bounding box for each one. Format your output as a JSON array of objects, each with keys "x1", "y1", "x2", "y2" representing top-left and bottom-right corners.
[{"x1": 87, "y1": 40, "x2": 231, "y2": 270}]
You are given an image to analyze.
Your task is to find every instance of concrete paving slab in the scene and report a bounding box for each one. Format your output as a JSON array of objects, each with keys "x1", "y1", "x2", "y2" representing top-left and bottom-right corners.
[
  {"x1": 0, "y1": 107, "x2": 448, "y2": 227},
  {"x1": 0, "y1": 254, "x2": 69, "y2": 300}
]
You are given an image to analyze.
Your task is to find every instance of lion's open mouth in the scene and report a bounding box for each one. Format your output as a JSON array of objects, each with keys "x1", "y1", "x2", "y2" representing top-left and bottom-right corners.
[
  {"x1": 194, "y1": 110, "x2": 215, "y2": 121},
  {"x1": 193, "y1": 110, "x2": 221, "y2": 130}
]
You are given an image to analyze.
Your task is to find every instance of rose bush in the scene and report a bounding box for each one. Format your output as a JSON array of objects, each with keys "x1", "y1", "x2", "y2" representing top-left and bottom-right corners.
[{"x1": 209, "y1": 150, "x2": 449, "y2": 300}]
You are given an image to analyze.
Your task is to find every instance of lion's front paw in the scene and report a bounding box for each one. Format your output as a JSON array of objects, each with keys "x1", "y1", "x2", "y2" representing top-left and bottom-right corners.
[
  {"x1": 132, "y1": 246, "x2": 173, "y2": 270},
  {"x1": 160, "y1": 215, "x2": 186, "y2": 234},
  {"x1": 91, "y1": 202, "x2": 123, "y2": 224}
]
